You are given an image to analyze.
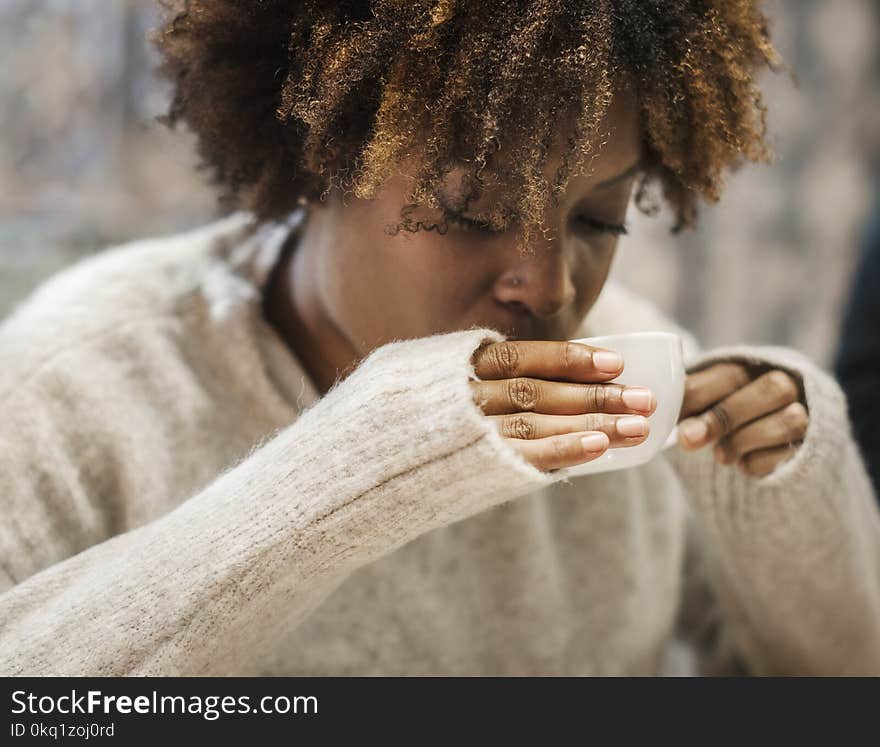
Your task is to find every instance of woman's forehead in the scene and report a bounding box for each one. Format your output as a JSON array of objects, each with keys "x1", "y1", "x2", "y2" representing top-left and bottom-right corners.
[{"x1": 437, "y1": 91, "x2": 641, "y2": 208}]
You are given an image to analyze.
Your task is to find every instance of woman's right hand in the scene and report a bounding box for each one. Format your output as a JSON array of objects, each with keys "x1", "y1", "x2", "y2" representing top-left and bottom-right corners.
[{"x1": 470, "y1": 340, "x2": 657, "y2": 472}]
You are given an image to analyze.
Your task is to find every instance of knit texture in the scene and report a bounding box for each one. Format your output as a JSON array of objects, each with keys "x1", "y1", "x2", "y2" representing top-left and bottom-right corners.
[{"x1": 0, "y1": 212, "x2": 878, "y2": 675}]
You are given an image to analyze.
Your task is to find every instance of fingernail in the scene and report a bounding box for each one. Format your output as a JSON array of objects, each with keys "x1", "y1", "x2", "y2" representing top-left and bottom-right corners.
[
  {"x1": 592, "y1": 351, "x2": 623, "y2": 373},
  {"x1": 616, "y1": 415, "x2": 648, "y2": 437},
  {"x1": 681, "y1": 418, "x2": 708, "y2": 445},
  {"x1": 581, "y1": 432, "x2": 609, "y2": 453},
  {"x1": 621, "y1": 387, "x2": 655, "y2": 412}
]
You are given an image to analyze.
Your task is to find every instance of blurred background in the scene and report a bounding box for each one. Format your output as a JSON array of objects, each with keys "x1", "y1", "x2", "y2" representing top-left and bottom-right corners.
[{"x1": 1, "y1": 0, "x2": 878, "y2": 368}]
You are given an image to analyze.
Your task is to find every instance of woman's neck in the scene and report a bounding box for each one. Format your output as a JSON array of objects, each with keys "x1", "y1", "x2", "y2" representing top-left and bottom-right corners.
[{"x1": 261, "y1": 214, "x2": 360, "y2": 398}]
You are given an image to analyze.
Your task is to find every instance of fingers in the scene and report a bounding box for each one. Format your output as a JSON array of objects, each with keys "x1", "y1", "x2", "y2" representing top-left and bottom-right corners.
[
  {"x1": 678, "y1": 369, "x2": 801, "y2": 450},
  {"x1": 470, "y1": 378, "x2": 656, "y2": 417},
  {"x1": 736, "y1": 442, "x2": 802, "y2": 478},
  {"x1": 506, "y1": 430, "x2": 611, "y2": 473},
  {"x1": 472, "y1": 340, "x2": 624, "y2": 383},
  {"x1": 714, "y1": 402, "x2": 809, "y2": 465},
  {"x1": 489, "y1": 411, "x2": 650, "y2": 447},
  {"x1": 680, "y1": 362, "x2": 751, "y2": 419}
]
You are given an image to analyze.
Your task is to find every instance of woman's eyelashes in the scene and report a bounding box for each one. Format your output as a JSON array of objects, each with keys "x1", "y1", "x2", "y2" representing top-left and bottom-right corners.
[
  {"x1": 443, "y1": 210, "x2": 628, "y2": 238},
  {"x1": 576, "y1": 216, "x2": 628, "y2": 237}
]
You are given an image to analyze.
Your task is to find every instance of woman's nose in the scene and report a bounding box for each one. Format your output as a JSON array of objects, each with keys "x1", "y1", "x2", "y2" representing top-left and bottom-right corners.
[{"x1": 494, "y1": 243, "x2": 577, "y2": 320}]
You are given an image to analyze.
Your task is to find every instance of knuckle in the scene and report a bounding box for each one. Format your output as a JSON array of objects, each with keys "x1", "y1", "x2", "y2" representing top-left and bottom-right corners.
[
  {"x1": 503, "y1": 415, "x2": 536, "y2": 439},
  {"x1": 765, "y1": 369, "x2": 797, "y2": 402},
  {"x1": 507, "y1": 377, "x2": 540, "y2": 410},
  {"x1": 781, "y1": 401, "x2": 809, "y2": 435},
  {"x1": 583, "y1": 413, "x2": 604, "y2": 432},
  {"x1": 727, "y1": 363, "x2": 751, "y2": 389},
  {"x1": 489, "y1": 341, "x2": 520, "y2": 378},
  {"x1": 559, "y1": 342, "x2": 575, "y2": 371},
  {"x1": 743, "y1": 450, "x2": 782, "y2": 478}
]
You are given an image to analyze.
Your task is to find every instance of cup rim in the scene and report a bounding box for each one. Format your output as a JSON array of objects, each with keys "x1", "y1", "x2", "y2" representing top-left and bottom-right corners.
[
  {"x1": 561, "y1": 330, "x2": 685, "y2": 477},
  {"x1": 569, "y1": 331, "x2": 681, "y2": 344}
]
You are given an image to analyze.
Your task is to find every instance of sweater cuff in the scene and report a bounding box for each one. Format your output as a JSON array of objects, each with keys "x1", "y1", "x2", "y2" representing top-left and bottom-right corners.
[
  {"x1": 276, "y1": 326, "x2": 560, "y2": 553},
  {"x1": 335, "y1": 324, "x2": 558, "y2": 485},
  {"x1": 680, "y1": 343, "x2": 856, "y2": 491}
]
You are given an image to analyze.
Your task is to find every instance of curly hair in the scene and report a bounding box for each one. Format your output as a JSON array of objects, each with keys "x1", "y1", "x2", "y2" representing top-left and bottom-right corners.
[{"x1": 151, "y1": 0, "x2": 783, "y2": 252}]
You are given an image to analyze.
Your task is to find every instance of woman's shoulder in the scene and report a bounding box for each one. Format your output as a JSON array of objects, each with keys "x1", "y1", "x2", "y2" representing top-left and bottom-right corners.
[
  {"x1": 0, "y1": 212, "x2": 263, "y2": 398},
  {"x1": 16, "y1": 212, "x2": 255, "y2": 321}
]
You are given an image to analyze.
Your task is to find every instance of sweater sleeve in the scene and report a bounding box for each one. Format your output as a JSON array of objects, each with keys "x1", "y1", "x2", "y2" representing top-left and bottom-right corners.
[
  {"x1": 668, "y1": 343, "x2": 880, "y2": 675},
  {"x1": 0, "y1": 327, "x2": 559, "y2": 676}
]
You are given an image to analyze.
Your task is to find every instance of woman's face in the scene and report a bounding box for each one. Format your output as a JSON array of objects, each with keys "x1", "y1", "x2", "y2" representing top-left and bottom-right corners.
[{"x1": 292, "y1": 90, "x2": 641, "y2": 360}]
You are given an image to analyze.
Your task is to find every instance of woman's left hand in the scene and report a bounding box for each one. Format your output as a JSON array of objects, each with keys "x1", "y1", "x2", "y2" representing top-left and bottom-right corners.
[{"x1": 677, "y1": 362, "x2": 810, "y2": 478}]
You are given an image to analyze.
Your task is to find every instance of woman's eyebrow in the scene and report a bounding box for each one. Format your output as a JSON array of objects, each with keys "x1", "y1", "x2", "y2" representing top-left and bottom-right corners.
[{"x1": 594, "y1": 161, "x2": 642, "y2": 190}]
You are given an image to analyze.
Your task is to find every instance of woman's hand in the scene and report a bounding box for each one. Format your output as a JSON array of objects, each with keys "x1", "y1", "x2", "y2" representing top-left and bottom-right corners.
[
  {"x1": 677, "y1": 362, "x2": 809, "y2": 477},
  {"x1": 470, "y1": 340, "x2": 657, "y2": 472}
]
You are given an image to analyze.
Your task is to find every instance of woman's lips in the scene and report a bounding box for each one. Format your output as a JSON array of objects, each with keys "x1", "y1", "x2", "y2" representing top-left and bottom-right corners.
[
  {"x1": 472, "y1": 302, "x2": 569, "y2": 341},
  {"x1": 484, "y1": 302, "x2": 532, "y2": 340},
  {"x1": 481, "y1": 316, "x2": 540, "y2": 341}
]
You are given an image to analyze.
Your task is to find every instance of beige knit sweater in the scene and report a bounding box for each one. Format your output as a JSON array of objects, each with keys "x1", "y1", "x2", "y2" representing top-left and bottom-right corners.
[{"x1": 1, "y1": 211, "x2": 879, "y2": 676}]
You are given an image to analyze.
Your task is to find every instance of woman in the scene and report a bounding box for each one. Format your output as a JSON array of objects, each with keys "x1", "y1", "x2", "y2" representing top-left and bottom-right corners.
[{"x1": 0, "y1": 0, "x2": 878, "y2": 676}]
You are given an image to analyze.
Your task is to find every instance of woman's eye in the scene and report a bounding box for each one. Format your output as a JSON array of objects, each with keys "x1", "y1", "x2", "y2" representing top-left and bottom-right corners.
[
  {"x1": 576, "y1": 216, "x2": 629, "y2": 237},
  {"x1": 444, "y1": 210, "x2": 627, "y2": 238}
]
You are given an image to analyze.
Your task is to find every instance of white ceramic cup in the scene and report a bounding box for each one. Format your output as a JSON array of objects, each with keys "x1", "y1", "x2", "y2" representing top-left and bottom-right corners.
[{"x1": 557, "y1": 331, "x2": 686, "y2": 477}]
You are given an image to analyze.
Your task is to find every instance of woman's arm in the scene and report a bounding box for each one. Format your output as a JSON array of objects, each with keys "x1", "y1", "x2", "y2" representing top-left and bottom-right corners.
[
  {"x1": 585, "y1": 280, "x2": 880, "y2": 673},
  {"x1": 668, "y1": 343, "x2": 880, "y2": 675},
  {"x1": 0, "y1": 327, "x2": 559, "y2": 675}
]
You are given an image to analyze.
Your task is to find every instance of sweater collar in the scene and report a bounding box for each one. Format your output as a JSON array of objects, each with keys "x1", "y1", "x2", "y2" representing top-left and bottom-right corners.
[{"x1": 215, "y1": 206, "x2": 321, "y2": 414}]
